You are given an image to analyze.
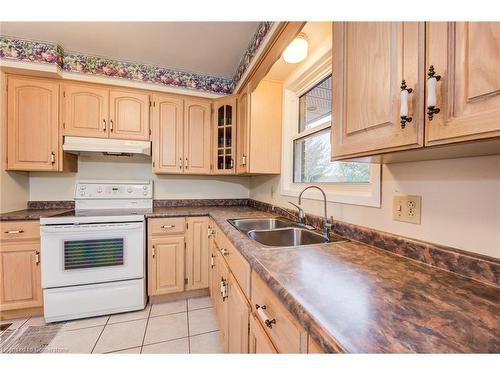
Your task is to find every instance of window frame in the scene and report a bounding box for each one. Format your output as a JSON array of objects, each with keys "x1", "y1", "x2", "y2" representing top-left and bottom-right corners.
[{"x1": 280, "y1": 52, "x2": 382, "y2": 207}]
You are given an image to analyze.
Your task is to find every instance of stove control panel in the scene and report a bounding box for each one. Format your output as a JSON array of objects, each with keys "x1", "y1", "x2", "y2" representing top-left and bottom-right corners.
[{"x1": 75, "y1": 181, "x2": 153, "y2": 199}]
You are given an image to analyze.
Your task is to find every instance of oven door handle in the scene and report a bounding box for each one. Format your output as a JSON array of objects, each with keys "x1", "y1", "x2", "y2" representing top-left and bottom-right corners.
[{"x1": 40, "y1": 223, "x2": 144, "y2": 233}]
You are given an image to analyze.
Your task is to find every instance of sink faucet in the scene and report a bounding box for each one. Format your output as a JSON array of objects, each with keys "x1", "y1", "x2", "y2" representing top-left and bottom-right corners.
[
  {"x1": 298, "y1": 185, "x2": 333, "y2": 240},
  {"x1": 287, "y1": 201, "x2": 305, "y2": 224}
]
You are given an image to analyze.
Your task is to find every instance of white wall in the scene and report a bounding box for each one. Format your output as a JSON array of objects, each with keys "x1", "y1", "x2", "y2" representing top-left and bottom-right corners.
[
  {"x1": 29, "y1": 154, "x2": 250, "y2": 201},
  {"x1": 250, "y1": 155, "x2": 500, "y2": 259},
  {"x1": 0, "y1": 71, "x2": 30, "y2": 213}
]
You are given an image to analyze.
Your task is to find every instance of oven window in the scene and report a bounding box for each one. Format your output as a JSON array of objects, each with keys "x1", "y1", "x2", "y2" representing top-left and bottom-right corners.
[{"x1": 64, "y1": 238, "x2": 124, "y2": 270}]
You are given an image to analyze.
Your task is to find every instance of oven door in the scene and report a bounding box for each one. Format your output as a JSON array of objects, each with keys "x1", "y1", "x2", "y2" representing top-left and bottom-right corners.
[{"x1": 41, "y1": 222, "x2": 145, "y2": 288}]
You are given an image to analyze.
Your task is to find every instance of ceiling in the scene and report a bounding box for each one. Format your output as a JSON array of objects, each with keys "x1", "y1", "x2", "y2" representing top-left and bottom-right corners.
[{"x1": 0, "y1": 22, "x2": 259, "y2": 78}]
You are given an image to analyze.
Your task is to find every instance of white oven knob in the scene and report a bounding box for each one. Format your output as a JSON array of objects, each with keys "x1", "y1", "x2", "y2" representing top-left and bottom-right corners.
[
  {"x1": 79, "y1": 191, "x2": 85, "y2": 196},
  {"x1": 143, "y1": 186, "x2": 148, "y2": 190},
  {"x1": 143, "y1": 191, "x2": 148, "y2": 196},
  {"x1": 97, "y1": 187, "x2": 103, "y2": 193},
  {"x1": 127, "y1": 187, "x2": 133, "y2": 193}
]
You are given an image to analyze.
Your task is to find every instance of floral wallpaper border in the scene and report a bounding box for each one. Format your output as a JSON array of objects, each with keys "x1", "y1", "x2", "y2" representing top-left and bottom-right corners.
[{"x1": 0, "y1": 23, "x2": 274, "y2": 95}]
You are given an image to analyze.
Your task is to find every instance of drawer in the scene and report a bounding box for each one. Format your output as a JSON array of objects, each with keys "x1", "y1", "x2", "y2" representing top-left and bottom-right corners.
[
  {"x1": 149, "y1": 217, "x2": 186, "y2": 236},
  {"x1": 0, "y1": 221, "x2": 40, "y2": 242},
  {"x1": 251, "y1": 271, "x2": 307, "y2": 353},
  {"x1": 213, "y1": 225, "x2": 250, "y2": 298}
]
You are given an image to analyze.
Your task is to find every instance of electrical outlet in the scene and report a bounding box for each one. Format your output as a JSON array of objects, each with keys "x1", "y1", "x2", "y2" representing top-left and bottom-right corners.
[{"x1": 393, "y1": 195, "x2": 421, "y2": 224}]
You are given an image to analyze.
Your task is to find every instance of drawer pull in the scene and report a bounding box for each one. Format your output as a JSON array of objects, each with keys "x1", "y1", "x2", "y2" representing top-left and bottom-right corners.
[
  {"x1": 210, "y1": 254, "x2": 215, "y2": 268},
  {"x1": 161, "y1": 225, "x2": 175, "y2": 229},
  {"x1": 35, "y1": 251, "x2": 40, "y2": 265},
  {"x1": 4, "y1": 230, "x2": 24, "y2": 234},
  {"x1": 220, "y1": 277, "x2": 228, "y2": 301},
  {"x1": 255, "y1": 304, "x2": 276, "y2": 329},
  {"x1": 152, "y1": 245, "x2": 156, "y2": 258},
  {"x1": 221, "y1": 248, "x2": 229, "y2": 256},
  {"x1": 427, "y1": 65, "x2": 441, "y2": 121}
]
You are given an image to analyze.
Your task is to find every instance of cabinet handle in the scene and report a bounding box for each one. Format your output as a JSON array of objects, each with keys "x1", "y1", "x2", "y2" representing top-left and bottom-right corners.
[
  {"x1": 35, "y1": 251, "x2": 40, "y2": 265},
  {"x1": 230, "y1": 158, "x2": 234, "y2": 169},
  {"x1": 255, "y1": 304, "x2": 276, "y2": 329},
  {"x1": 220, "y1": 248, "x2": 229, "y2": 256},
  {"x1": 103, "y1": 119, "x2": 107, "y2": 132},
  {"x1": 241, "y1": 154, "x2": 246, "y2": 166},
  {"x1": 152, "y1": 245, "x2": 156, "y2": 258},
  {"x1": 210, "y1": 254, "x2": 215, "y2": 268},
  {"x1": 179, "y1": 157, "x2": 183, "y2": 169},
  {"x1": 426, "y1": 65, "x2": 441, "y2": 121},
  {"x1": 110, "y1": 119, "x2": 114, "y2": 132},
  {"x1": 50, "y1": 152, "x2": 56, "y2": 164},
  {"x1": 400, "y1": 80, "x2": 413, "y2": 129},
  {"x1": 220, "y1": 277, "x2": 228, "y2": 301},
  {"x1": 4, "y1": 230, "x2": 24, "y2": 234},
  {"x1": 185, "y1": 158, "x2": 189, "y2": 169},
  {"x1": 160, "y1": 225, "x2": 175, "y2": 229}
]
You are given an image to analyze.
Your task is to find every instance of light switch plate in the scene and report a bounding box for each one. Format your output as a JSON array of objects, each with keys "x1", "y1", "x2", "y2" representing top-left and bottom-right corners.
[{"x1": 393, "y1": 195, "x2": 421, "y2": 224}]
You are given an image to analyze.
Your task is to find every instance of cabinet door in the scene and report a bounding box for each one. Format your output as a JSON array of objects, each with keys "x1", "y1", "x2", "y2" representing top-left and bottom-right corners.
[
  {"x1": 148, "y1": 237, "x2": 185, "y2": 296},
  {"x1": 227, "y1": 273, "x2": 250, "y2": 353},
  {"x1": 249, "y1": 313, "x2": 278, "y2": 354},
  {"x1": 184, "y1": 99, "x2": 211, "y2": 174},
  {"x1": 236, "y1": 85, "x2": 250, "y2": 173},
  {"x1": 152, "y1": 95, "x2": 184, "y2": 173},
  {"x1": 62, "y1": 83, "x2": 109, "y2": 138},
  {"x1": 7, "y1": 76, "x2": 59, "y2": 171},
  {"x1": 425, "y1": 22, "x2": 500, "y2": 146},
  {"x1": 213, "y1": 96, "x2": 237, "y2": 174},
  {"x1": 109, "y1": 89, "x2": 150, "y2": 140},
  {"x1": 0, "y1": 242, "x2": 42, "y2": 311},
  {"x1": 185, "y1": 217, "x2": 209, "y2": 290},
  {"x1": 332, "y1": 22, "x2": 424, "y2": 160}
]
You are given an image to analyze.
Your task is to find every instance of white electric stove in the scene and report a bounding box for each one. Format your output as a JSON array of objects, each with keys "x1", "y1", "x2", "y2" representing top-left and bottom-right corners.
[{"x1": 40, "y1": 180, "x2": 153, "y2": 323}]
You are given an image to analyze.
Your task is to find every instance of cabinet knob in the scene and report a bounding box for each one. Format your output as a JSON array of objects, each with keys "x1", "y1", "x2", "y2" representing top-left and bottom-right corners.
[
  {"x1": 255, "y1": 304, "x2": 276, "y2": 329},
  {"x1": 35, "y1": 251, "x2": 40, "y2": 265},
  {"x1": 50, "y1": 152, "x2": 56, "y2": 164},
  {"x1": 152, "y1": 245, "x2": 156, "y2": 258},
  {"x1": 185, "y1": 158, "x2": 189, "y2": 169},
  {"x1": 221, "y1": 248, "x2": 229, "y2": 256},
  {"x1": 110, "y1": 119, "x2": 114, "y2": 132},
  {"x1": 103, "y1": 119, "x2": 107, "y2": 132},
  {"x1": 400, "y1": 80, "x2": 413, "y2": 129},
  {"x1": 427, "y1": 65, "x2": 441, "y2": 121}
]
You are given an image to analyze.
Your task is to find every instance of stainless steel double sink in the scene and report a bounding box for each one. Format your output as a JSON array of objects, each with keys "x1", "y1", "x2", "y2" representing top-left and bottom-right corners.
[{"x1": 228, "y1": 217, "x2": 348, "y2": 247}]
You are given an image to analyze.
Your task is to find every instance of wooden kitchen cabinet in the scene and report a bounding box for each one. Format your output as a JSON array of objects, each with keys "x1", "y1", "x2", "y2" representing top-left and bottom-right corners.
[
  {"x1": 331, "y1": 22, "x2": 425, "y2": 160},
  {"x1": 63, "y1": 83, "x2": 150, "y2": 140},
  {"x1": 152, "y1": 94, "x2": 184, "y2": 173},
  {"x1": 6, "y1": 76, "x2": 61, "y2": 171},
  {"x1": 184, "y1": 99, "x2": 211, "y2": 174},
  {"x1": 0, "y1": 221, "x2": 42, "y2": 315},
  {"x1": 227, "y1": 273, "x2": 250, "y2": 353},
  {"x1": 425, "y1": 22, "x2": 500, "y2": 146},
  {"x1": 213, "y1": 96, "x2": 237, "y2": 174},
  {"x1": 236, "y1": 80, "x2": 283, "y2": 174},
  {"x1": 152, "y1": 95, "x2": 211, "y2": 174},
  {"x1": 109, "y1": 89, "x2": 150, "y2": 140},
  {"x1": 148, "y1": 236, "x2": 185, "y2": 296},
  {"x1": 62, "y1": 83, "x2": 109, "y2": 138},
  {"x1": 185, "y1": 217, "x2": 209, "y2": 290},
  {"x1": 249, "y1": 313, "x2": 278, "y2": 354}
]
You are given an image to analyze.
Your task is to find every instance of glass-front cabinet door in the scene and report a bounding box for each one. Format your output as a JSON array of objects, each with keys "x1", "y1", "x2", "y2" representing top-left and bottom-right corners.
[{"x1": 213, "y1": 96, "x2": 237, "y2": 174}]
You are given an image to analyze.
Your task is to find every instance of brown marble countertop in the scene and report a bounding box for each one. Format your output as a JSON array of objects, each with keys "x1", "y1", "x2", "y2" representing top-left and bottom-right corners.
[
  {"x1": 0, "y1": 208, "x2": 73, "y2": 221},
  {"x1": 1, "y1": 205, "x2": 498, "y2": 352},
  {"x1": 146, "y1": 206, "x2": 499, "y2": 353}
]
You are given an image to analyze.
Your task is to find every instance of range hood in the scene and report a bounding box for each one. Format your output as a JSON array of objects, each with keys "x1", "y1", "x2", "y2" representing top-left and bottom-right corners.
[{"x1": 63, "y1": 136, "x2": 151, "y2": 156}]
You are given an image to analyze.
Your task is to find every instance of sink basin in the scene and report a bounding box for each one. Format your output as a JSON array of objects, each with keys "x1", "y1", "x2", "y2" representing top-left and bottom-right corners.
[
  {"x1": 247, "y1": 228, "x2": 329, "y2": 247},
  {"x1": 228, "y1": 217, "x2": 302, "y2": 232}
]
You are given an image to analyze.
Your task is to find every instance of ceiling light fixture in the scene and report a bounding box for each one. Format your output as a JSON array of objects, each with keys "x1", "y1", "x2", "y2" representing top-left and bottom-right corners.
[{"x1": 283, "y1": 33, "x2": 309, "y2": 64}]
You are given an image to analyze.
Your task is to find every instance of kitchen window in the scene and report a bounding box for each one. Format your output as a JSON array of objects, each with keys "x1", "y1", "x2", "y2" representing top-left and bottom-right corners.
[{"x1": 281, "y1": 53, "x2": 381, "y2": 207}]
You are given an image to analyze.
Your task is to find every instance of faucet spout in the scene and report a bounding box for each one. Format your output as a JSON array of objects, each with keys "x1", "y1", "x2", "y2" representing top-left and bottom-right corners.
[{"x1": 298, "y1": 185, "x2": 332, "y2": 240}]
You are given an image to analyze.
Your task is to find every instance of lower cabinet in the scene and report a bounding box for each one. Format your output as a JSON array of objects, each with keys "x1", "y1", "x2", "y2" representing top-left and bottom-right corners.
[
  {"x1": 227, "y1": 273, "x2": 250, "y2": 353},
  {"x1": 249, "y1": 313, "x2": 278, "y2": 354},
  {"x1": 148, "y1": 217, "x2": 209, "y2": 297},
  {"x1": 0, "y1": 221, "x2": 43, "y2": 315}
]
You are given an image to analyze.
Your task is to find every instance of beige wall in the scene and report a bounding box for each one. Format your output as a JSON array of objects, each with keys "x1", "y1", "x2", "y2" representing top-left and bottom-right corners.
[
  {"x1": 29, "y1": 154, "x2": 250, "y2": 201},
  {"x1": 0, "y1": 71, "x2": 30, "y2": 213},
  {"x1": 250, "y1": 155, "x2": 500, "y2": 259}
]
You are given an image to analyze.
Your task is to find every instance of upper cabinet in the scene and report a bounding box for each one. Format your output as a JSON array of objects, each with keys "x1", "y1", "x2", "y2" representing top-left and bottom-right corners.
[
  {"x1": 62, "y1": 83, "x2": 109, "y2": 138},
  {"x1": 331, "y1": 22, "x2": 425, "y2": 160},
  {"x1": 6, "y1": 76, "x2": 77, "y2": 172},
  {"x1": 152, "y1": 95, "x2": 211, "y2": 174},
  {"x1": 184, "y1": 99, "x2": 212, "y2": 174},
  {"x1": 237, "y1": 79, "x2": 283, "y2": 174},
  {"x1": 425, "y1": 22, "x2": 500, "y2": 146},
  {"x1": 331, "y1": 21, "x2": 500, "y2": 162},
  {"x1": 213, "y1": 96, "x2": 237, "y2": 174},
  {"x1": 62, "y1": 83, "x2": 150, "y2": 141}
]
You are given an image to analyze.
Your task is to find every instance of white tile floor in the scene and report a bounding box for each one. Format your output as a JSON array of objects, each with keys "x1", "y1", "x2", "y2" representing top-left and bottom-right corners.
[{"x1": 0, "y1": 296, "x2": 223, "y2": 354}]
